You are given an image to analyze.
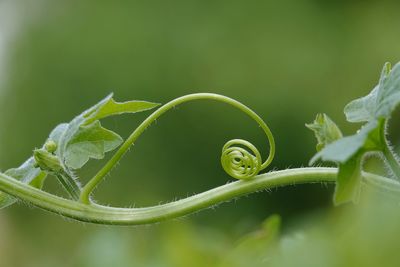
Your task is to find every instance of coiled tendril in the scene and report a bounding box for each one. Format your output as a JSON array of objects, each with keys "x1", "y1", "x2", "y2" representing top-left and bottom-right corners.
[
  {"x1": 221, "y1": 139, "x2": 262, "y2": 179},
  {"x1": 80, "y1": 93, "x2": 275, "y2": 203}
]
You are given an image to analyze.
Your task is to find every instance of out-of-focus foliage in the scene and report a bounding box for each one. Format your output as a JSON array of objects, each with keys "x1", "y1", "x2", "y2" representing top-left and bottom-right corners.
[
  {"x1": 78, "y1": 192, "x2": 400, "y2": 267},
  {"x1": 226, "y1": 191, "x2": 400, "y2": 267},
  {"x1": 218, "y1": 214, "x2": 281, "y2": 267},
  {"x1": 2, "y1": 191, "x2": 397, "y2": 267}
]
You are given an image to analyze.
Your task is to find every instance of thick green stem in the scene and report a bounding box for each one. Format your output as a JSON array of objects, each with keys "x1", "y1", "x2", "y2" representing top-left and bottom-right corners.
[
  {"x1": 0, "y1": 168, "x2": 398, "y2": 225},
  {"x1": 80, "y1": 93, "x2": 275, "y2": 204}
]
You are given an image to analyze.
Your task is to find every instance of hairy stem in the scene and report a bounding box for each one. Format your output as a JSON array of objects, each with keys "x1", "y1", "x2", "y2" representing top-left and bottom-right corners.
[
  {"x1": 0, "y1": 168, "x2": 398, "y2": 225},
  {"x1": 80, "y1": 93, "x2": 275, "y2": 204},
  {"x1": 55, "y1": 171, "x2": 81, "y2": 201},
  {"x1": 380, "y1": 119, "x2": 400, "y2": 179}
]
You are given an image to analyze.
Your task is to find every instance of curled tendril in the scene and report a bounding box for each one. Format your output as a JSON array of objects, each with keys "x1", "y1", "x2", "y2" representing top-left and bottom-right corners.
[
  {"x1": 221, "y1": 139, "x2": 262, "y2": 179},
  {"x1": 80, "y1": 93, "x2": 275, "y2": 203}
]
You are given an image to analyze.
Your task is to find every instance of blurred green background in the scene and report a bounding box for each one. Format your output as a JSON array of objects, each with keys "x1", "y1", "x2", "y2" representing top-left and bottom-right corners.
[{"x1": 1, "y1": 0, "x2": 400, "y2": 266}]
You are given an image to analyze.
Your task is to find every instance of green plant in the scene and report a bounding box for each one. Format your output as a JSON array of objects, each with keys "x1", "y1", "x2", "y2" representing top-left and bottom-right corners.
[{"x1": 1, "y1": 62, "x2": 400, "y2": 225}]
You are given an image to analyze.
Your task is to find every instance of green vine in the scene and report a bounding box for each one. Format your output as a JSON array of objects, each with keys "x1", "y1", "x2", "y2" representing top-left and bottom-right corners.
[
  {"x1": 1, "y1": 62, "x2": 400, "y2": 225},
  {"x1": 0, "y1": 167, "x2": 398, "y2": 225},
  {"x1": 80, "y1": 93, "x2": 275, "y2": 204}
]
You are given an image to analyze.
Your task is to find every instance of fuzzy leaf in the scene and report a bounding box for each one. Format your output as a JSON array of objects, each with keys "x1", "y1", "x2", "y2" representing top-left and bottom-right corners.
[
  {"x1": 344, "y1": 86, "x2": 379, "y2": 123},
  {"x1": 310, "y1": 119, "x2": 384, "y2": 205},
  {"x1": 56, "y1": 94, "x2": 159, "y2": 170},
  {"x1": 84, "y1": 93, "x2": 160, "y2": 125},
  {"x1": 0, "y1": 158, "x2": 46, "y2": 209},
  {"x1": 64, "y1": 121, "x2": 123, "y2": 169},
  {"x1": 1, "y1": 94, "x2": 159, "y2": 203},
  {"x1": 345, "y1": 62, "x2": 400, "y2": 122},
  {"x1": 306, "y1": 113, "x2": 343, "y2": 151},
  {"x1": 48, "y1": 123, "x2": 69, "y2": 145},
  {"x1": 1, "y1": 123, "x2": 70, "y2": 207},
  {"x1": 309, "y1": 62, "x2": 400, "y2": 205},
  {"x1": 310, "y1": 120, "x2": 382, "y2": 165}
]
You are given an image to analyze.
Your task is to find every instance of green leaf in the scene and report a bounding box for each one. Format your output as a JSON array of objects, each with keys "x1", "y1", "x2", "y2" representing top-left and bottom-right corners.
[
  {"x1": 48, "y1": 123, "x2": 69, "y2": 145},
  {"x1": 344, "y1": 86, "x2": 379, "y2": 123},
  {"x1": 84, "y1": 93, "x2": 160, "y2": 125},
  {"x1": 344, "y1": 62, "x2": 400, "y2": 122},
  {"x1": 35, "y1": 94, "x2": 159, "y2": 198},
  {"x1": 335, "y1": 155, "x2": 362, "y2": 205},
  {"x1": 0, "y1": 158, "x2": 46, "y2": 209},
  {"x1": 310, "y1": 120, "x2": 382, "y2": 165},
  {"x1": 64, "y1": 121, "x2": 123, "y2": 169},
  {"x1": 306, "y1": 113, "x2": 343, "y2": 151},
  {"x1": 57, "y1": 94, "x2": 159, "y2": 170},
  {"x1": 1, "y1": 94, "x2": 159, "y2": 202},
  {"x1": 309, "y1": 62, "x2": 400, "y2": 205},
  {"x1": 310, "y1": 119, "x2": 384, "y2": 205}
]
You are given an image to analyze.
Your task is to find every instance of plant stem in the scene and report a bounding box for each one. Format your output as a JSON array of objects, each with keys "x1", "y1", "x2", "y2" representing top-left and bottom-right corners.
[
  {"x1": 382, "y1": 145, "x2": 400, "y2": 179},
  {"x1": 80, "y1": 93, "x2": 276, "y2": 204},
  {"x1": 380, "y1": 119, "x2": 400, "y2": 179},
  {"x1": 55, "y1": 171, "x2": 81, "y2": 201},
  {"x1": 0, "y1": 168, "x2": 398, "y2": 225}
]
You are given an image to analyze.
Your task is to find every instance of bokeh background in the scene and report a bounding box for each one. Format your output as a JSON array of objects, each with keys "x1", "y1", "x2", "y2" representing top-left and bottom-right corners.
[{"x1": 0, "y1": 0, "x2": 400, "y2": 266}]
